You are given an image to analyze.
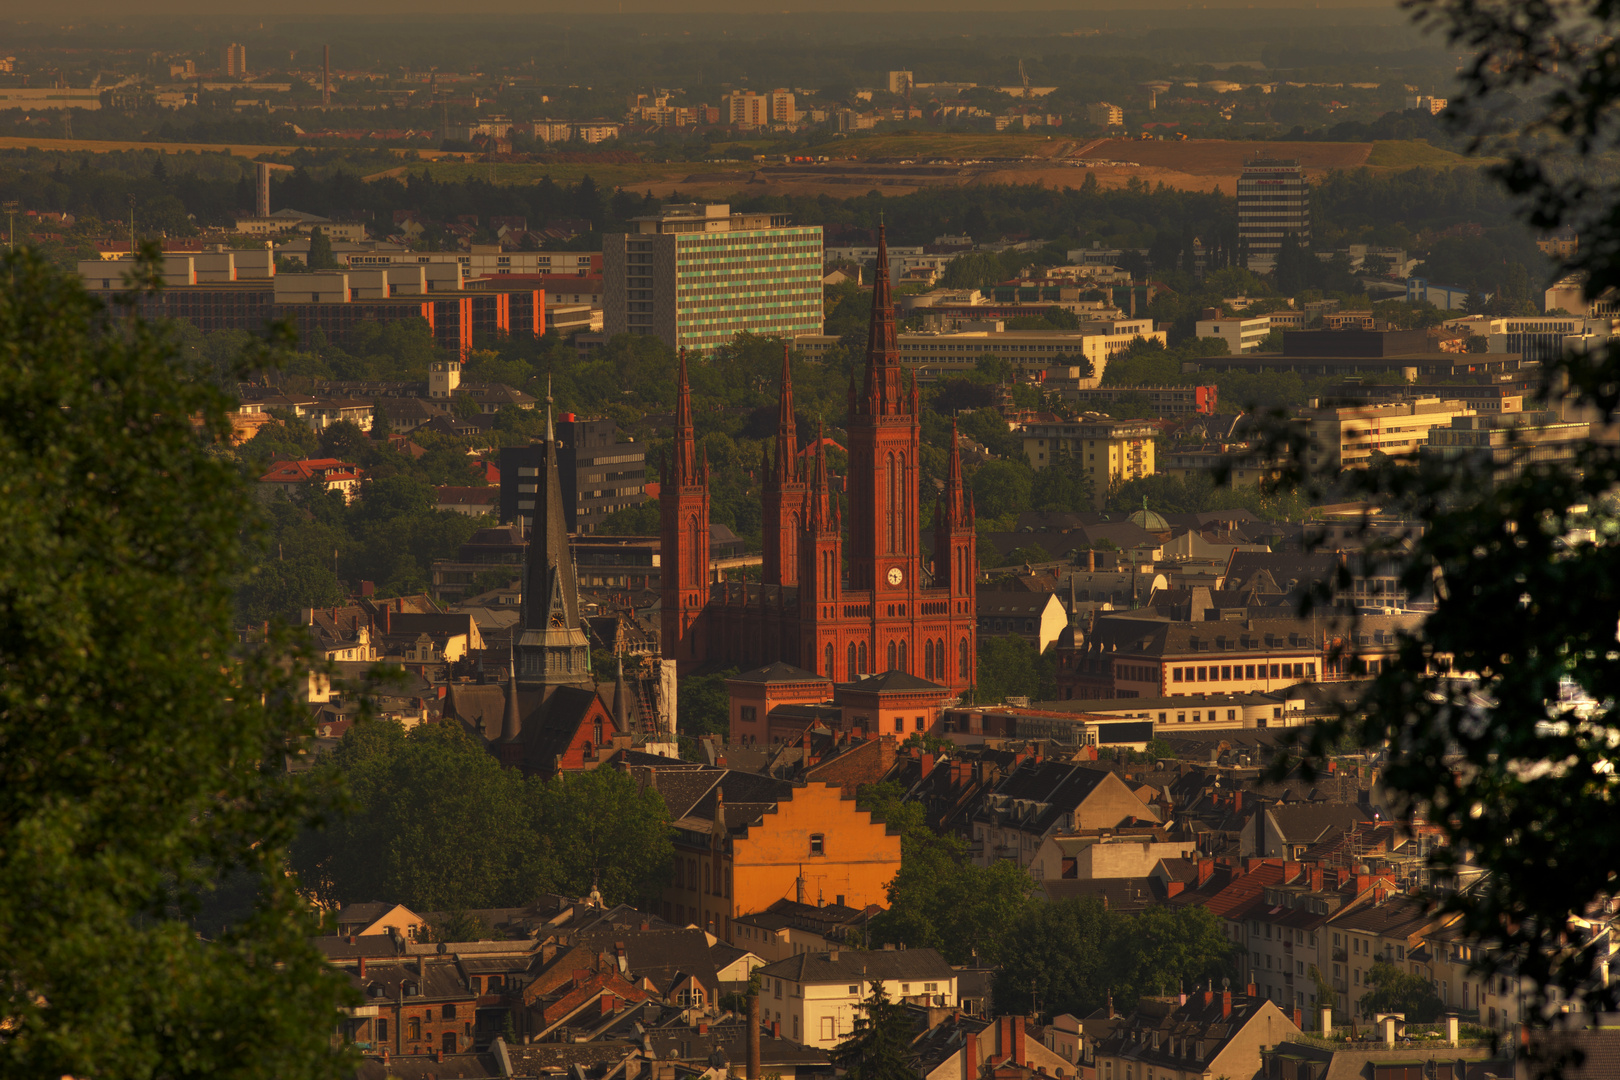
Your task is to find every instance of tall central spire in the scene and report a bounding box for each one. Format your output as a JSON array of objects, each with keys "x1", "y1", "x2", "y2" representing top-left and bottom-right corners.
[
  {"x1": 673, "y1": 347, "x2": 698, "y2": 486},
  {"x1": 774, "y1": 342, "x2": 797, "y2": 483},
  {"x1": 862, "y1": 223, "x2": 905, "y2": 417}
]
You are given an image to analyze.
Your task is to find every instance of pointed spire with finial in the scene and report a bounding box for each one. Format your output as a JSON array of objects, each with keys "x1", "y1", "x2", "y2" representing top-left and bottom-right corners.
[
  {"x1": 862, "y1": 222, "x2": 904, "y2": 416},
  {"x1": 673, "y1": 347, "x2": 697, "y2": 486},
  {"x1": 774, "y1": 342, "x2": 797, "y2": 484},
  {"x1": 611, "y1": 653, "x2": 629, "y2": 730}
]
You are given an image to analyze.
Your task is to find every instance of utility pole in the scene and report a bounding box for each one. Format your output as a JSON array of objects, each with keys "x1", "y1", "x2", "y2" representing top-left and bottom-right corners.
[
  {"x1": 3, "y1": 201, "x2": 17, "y2": 252},
  {"x1": 127, "y1": 192, "x2": 136, "y2": 256}
]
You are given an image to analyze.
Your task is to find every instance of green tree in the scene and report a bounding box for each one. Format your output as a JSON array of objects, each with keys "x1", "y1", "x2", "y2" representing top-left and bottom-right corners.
[
  {"x1": 969, "y1": 459, "x2": 1033, "y2": 522},
  {"x1": 0, "y1": 249, "x2": 352, "y2": 1079},
  {"x1": 535, "y1": 766, "x2": 674, "y2": 907},
  {"x1": 869, "y1": 823, "x2": 1034, "y2": 965},
  {"x1": 831, "y1": 981, "x2": 916, "y2": 1080},
  {"x1": 677, "y1": 668, "x2": 735, "y2": 736},
  {"x1": 237, "y1": 556, "x2": 345, "y2": 623},
  {"x1": 290, "y1": 721, "x2": 549, "y2": 911},
  {"x1": 993, "y1": 900, "x2": 1234, "y2": 1018},
  {"x1": 306, "y1": 226, "x2": 339, "y2": 271},
  {"x1": 1358, "y1": 962, "x2": 1445, "y2": 1022},
  {"x1": 598, "y1": 500, "x2": 660, "y2": 535},
  {"x1": 975, "y1": 635, "x2": 1056, "y2": 704},
  {"x1": 1031, "y1": 457, "x2": 1094, "y2": 513}
]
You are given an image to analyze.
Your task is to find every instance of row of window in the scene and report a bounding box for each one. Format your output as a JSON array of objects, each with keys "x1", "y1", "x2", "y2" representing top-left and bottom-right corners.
[{"x1": 1170, "y1": 661, "x2": 1314, "y2": 683}]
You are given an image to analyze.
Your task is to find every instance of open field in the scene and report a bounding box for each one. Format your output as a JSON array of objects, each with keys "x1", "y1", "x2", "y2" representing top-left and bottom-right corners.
[
  {"x1": 0, "y1": 132, "x2": 1491, "y2": 199},
  {"x1": 0, "y1": 136, "x2": 455, "y2": 160}
]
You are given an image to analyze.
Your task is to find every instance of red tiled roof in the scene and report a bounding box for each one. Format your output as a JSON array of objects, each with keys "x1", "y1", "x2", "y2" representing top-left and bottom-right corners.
[{"x1": 259, "y1": 458, "x2": 361, "y2": 484}]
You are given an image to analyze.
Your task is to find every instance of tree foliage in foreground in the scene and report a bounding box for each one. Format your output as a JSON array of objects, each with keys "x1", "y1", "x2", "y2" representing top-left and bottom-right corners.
[
  {"x1": 0, "y1": 250, "x2": 352, "y2": 1079},
  {"x1": 290, "y1": 721, "x2": 674, "y2": 912},
  {"x1": 1254, "y1": 0, "x2": 1620, "y2": 1037}
]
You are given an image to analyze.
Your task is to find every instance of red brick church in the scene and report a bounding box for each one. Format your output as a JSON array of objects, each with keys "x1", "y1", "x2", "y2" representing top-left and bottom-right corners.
[{"x1": 659, "y1": 229, "x2": 978, "y2": 695}]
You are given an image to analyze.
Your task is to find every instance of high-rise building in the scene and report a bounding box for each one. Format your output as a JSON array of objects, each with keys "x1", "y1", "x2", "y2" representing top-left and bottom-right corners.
[
  {"x1": 767, "y1": 88, "x2": 797, "y2": 123},
  {"x1": 659, "y1": 232, "x2": 979, "y2": 695},
  {"x1": 602, "y1": 203, "x2": 823, "y2": 353},
  {"x1": 721, "y1": 89, "x2": 769, "y2": 127},
  {"x1": 1237, "y1": 158, "x2": 1310, "y2": 273},
  {"x1": 222, "y1": 43, "x2": 247, "y2": 78},
  {"x1": 498, "y1": 417, "x2": 648, "y2": 534}
]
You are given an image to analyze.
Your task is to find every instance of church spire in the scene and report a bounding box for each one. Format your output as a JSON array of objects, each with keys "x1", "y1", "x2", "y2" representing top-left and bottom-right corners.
[
  {"x1": 809, "y1": 421, "x2": 831, "y2": 532},
  {"x1": 673, "y1": 347, "x2": 697, "y2": 486},
  {"x1": 861, "y1": 223, "x2": 905, "y2": 417},
  {"x1": 774, "y1": 342, "x2": 797, "y2": 484},
  {"x1": 944, "y1": 419, "x2": 966, "y2": 528},
  {"x1": 517, "y1": 384, "x2": 591, "y2": 689}
]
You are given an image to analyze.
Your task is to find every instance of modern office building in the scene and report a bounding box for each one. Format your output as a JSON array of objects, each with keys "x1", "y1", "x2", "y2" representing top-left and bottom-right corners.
[
  {"x1": 499, "y1": 417, "x2": 648, "y2": 534},
  {"x1": 222, "y1": 43, "x2": 247, "y2": 78},
  {"x1": 1237, "y1": 159, "x2": 1310, "y2": 273},
  {"x1": 603, "y1": 203, "x2": 823, "y2": 353}
]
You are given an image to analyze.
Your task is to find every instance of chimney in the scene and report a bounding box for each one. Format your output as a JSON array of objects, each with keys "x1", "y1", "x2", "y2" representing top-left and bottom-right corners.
[
  {"x1": 698, "y1": 1023, "x2": 709, "y2": 1036},
  {"x1": 1014, "y1": 1017, "x2": 1026, "y2": 1064},
  {"x1": 747, "y1": 984, "x2": 761, "y2": 1080},
  {"x1": 1293, "y1": 1007, "x2": 1302, "y2": 1031},
  {"x1": 1446, "y1": 1014, "x2": 1459, "y2": 1046},
  {"x1": 417, "y1": 955, "x2": 425, "y2": 977},
  {"x1": 920, "y1": 752, "x2": 935, "y2": 780},
  {"x1": 1197, "y1": 858, "x2": 1214, "y2": 886},
  {"x1": 1245, "y1": 982, "x2": 1256, "y2": 998},
  {"x1": 1382, "y1": 1015, "x2": 1396, "y2": 1048},
  {"x1": 771, "y1": 1021, "x2": 780, "y2": 1039},
  {"x1": 1203, "y1": 986, "x2": 1213, "y2": 1006},
  {"x1": 1319, "y1": 1006, "x2": 1332, "y2": 1034},
  {"x1": 358, "y1": 956, "x2": 367, "y2": 978},
  {"x1": 1221, "y1": 989, "x2": 1231, "y2": 1018},
  {"x1": 965, "y1": 1029, "x2": 978, "y2": 1072},
  {"x1": 1232, "y1": 791, "x2": 1243, "y2": 813},
  {"x1": 1283, "y1": 860, "x2": 1301, "y2": 883}
]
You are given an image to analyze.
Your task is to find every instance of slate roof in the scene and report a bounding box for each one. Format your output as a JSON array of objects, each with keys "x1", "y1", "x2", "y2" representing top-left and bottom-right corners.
[
  {"x1": 647, "y1": 1021, "x2": 832, "y2": 1068},
  {"x1": 727, "y1": 661, "x2": 829, "y2": 685},
  {"x1": 1267, "y1": 803, "x2": 1372, "y2": 845},
  {"x1": 1096, "y1": 993, "x2": 1293, "y2": 1074},
  {"x1": 571, "y1": 926, "x2": 724, "y2": 997},
  {"x1": 756, "y1": 947, "x2": 955, "y2": 984},
  {"x1": 355, "y1": 1053, "x2": 501, "y2": 1080},
  {"x1": 837, "y1": 670, "x2": 948, "y2": 694}
]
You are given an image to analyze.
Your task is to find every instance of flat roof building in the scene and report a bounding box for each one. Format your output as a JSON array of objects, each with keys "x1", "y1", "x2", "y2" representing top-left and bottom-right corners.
[
  {"x1": 1237, "y1": 158, "x2": 1309, "y2": 273},
  {"x1": 603, "y1": 203, "x2": 822, "y2": 353}
]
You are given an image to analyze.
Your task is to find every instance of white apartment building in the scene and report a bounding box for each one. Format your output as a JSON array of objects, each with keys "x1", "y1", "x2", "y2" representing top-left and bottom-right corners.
[
  {"x1": 1196, "y1": 315, "x2": 1273, "y2": 353},
  {"x1": 753, "y1": 949, "x2": 957, "y2": 1049}
]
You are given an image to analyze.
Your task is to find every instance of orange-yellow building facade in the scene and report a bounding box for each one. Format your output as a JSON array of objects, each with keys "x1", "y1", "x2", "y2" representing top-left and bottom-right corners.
[{"x1": 664, "y1": 781, "x2": 901, "y2": 943}]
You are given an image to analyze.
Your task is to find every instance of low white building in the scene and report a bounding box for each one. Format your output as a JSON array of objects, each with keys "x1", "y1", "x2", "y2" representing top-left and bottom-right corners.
[
  {"x1": 754, "y1": 948, "x2": 957, "y2": 1049},
  {"x1": 1195, "y1": 315, "x2": 1272, "y2": 353}
]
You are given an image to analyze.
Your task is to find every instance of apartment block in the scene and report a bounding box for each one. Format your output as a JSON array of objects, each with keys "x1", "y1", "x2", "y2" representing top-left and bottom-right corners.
[
  {"x1": 1085, "y1": 102, "x2": 1124, "y2": 126},
  {"x1": 603, "y1": 203, "x2": 822, "y2": 352},
  {"x1": 1019, "y1": 417, "x2": 1156, "y2": 507},
  {"x1": 722, "y1": 90, "x2": 770, "y2": 126},
  {"x1": 794, "y1": 320, "x2": 1162, "y2": 380},
  {"x1": 1237, "y1": 159, "x2": 1309, "y2": 273},
  {"x1": 222, "y1": 43, "x2": 247, "y2": 78},
  {"x1": 1299, "y1": 398, "x2": 1473, "y2": 471}
]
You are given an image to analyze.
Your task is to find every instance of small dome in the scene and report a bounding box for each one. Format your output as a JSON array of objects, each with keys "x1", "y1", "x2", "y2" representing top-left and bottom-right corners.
[{"x1": 1129, "y1": 507, "x2": 1171, "y2": 531}]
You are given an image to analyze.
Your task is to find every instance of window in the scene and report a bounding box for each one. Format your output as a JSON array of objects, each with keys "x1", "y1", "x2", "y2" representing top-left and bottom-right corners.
[
  {"x1": 376, "y1": 1018, "x2": 388, "y2": 1041},
  {"x1": 810, "y1": 834, "x2": 825, "y2": 856},
  {"x1": 775, "y1": 980, "x2": 783, "y2": 999},
  {"x1": 1172, "y1": 668, "x2": 1183, "y2": 683},
  {"x1": 408, "y1": 1017, "x2": 422, "y2": 1041},
  {"x1": 848, "y1": 985, "x2": 859, "y2": 994},
  {"x1": 821, "y1": 1017, "x2": 834, "y2": 1040},
  {"x1": 915, "y1": 716, "x2": 925, "y2": 731},
  {"x1": 924, "y1": 982, "x2": 939, "y2": 992},
  {"x1": 469, "y1": 976, "x2": 482, "y2": 994}
]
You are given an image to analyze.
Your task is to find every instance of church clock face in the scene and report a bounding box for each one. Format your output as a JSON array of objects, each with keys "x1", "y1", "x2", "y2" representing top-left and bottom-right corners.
[{"x1": 887, "y1": 566, "x2": 904, "y2": 587}]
